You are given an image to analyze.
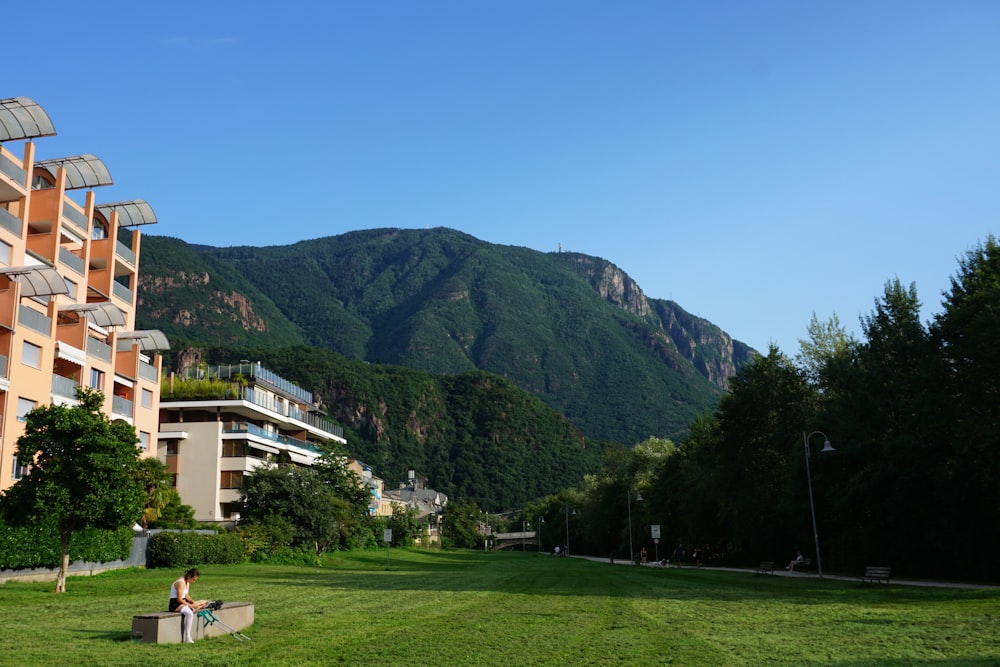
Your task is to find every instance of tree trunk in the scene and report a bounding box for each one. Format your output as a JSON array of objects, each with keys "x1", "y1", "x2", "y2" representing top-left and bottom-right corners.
[{"x1": 56, "y1": 528, "x2": 71, "y2": 593}]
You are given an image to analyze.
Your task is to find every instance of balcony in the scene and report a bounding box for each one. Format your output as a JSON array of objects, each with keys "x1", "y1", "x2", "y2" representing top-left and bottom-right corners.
[
  {"x1": 0, "y1": 152, "x2": 26, "y2": 203},
  {"x1": 52, "y1": 374, "x2": 80, "y2": 398},
  {"x1": 112, "y1": 280, "x2": 132, "y2": 303},
  {"x1": 222, "y1": 421, "x2": 321, "y2": 453},
  {"x1": 112, "y1": 394, "x2": 133, "y2": 418},
  {"x1": 18, "y1": 305, "x2": 51, "y2": 335},
  {"x1": 138, "y1": 361, "x2": 158, "y2": 382},
  {"x1": 87, "y1": 336, "x2": 112, "y2": 362},
  {"x1": 59, "y1": 246, "x2": 85, "y2": 275},
  {"x1": 116, "y1": 240, "x2": 135, "y2": 266},
  {"x1": 0, "y1": 206, "x2": 22, "y2": 238},
  {"x1": 61, "y1": 201, "x2": 88, "y2": 234}
]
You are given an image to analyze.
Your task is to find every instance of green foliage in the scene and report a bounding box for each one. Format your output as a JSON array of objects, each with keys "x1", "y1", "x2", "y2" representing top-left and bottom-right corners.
[
  {"x1": 440, "y1": 497, "x2": 483, "y2": 549},
  {"x1": 159, "y1": 377, "x2": 234, "y2": 400},
  {"x1": 0, "y1": 387, "x2": 146, "y2": 591},
  {"x1": 0, "y1": 521, "x2": 132, "y2": 569},
  {"x1": 149, "y1": 490, "x2": 197, "y2": 530},
  {"x1": 146, "y1": 531, "x2": 243, "y2": 568}
]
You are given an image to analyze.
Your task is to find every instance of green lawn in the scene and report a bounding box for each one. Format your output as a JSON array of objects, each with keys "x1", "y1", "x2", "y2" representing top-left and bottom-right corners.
[{"x1": 1, "y1": 550, "x2": 997, "y2": 666}]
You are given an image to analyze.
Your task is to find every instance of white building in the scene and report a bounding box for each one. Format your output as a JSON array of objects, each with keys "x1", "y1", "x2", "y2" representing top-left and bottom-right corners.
[{"x1": 157, "y1": 361, "x2": 347, "y2": 524}]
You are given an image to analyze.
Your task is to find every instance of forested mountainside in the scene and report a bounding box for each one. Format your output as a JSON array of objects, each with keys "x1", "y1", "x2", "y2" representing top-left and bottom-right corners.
[{"x1": 138, "y1": 228, "x2": 755, "y2": 444}]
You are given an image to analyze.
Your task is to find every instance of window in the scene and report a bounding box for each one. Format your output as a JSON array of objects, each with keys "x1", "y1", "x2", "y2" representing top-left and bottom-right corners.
[
  {"x1": 63, "y1": 277, "x2": 77, "y2": 299},
  {"x1": 166, "y1": 441, "x2": 179, "y2": 456},
  {"x1": 141, "y1": 388, "x2": 153, "y2": 409},
  {"x1": 12, "y1": 456, "x2": 27, "y2": 481},
  {"x1": 90, "y1": 368, "x2": 104, "y2": 390},
  {"x1": 0, "y1": 240, "x2": 10, "y2": 266},
  {"x1": 220, "y1": 471, "x2": 243, "y2": 489},
  {"x1": 222, "y1": 441, "x2": 246, "y2": 458},
  {"x1": 16, "y1": 397, "x2": 36, "y2": 422},
  {"x1": 21, "y1": 341, "x2": 41, "y2": 369},
  {"x1": 138, "y1": 431, "x2": 150, "y2": 450}
]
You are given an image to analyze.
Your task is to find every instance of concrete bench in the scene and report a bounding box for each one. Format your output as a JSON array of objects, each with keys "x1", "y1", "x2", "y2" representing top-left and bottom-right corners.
[{"x1": 131, "y1": 602, "x2": 254, "y2": 643}]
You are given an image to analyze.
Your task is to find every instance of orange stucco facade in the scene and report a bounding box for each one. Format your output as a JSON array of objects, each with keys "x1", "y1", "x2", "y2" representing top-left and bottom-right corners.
[{"x1": 0, "y1": 98, "x2": 163, "y2": 490}]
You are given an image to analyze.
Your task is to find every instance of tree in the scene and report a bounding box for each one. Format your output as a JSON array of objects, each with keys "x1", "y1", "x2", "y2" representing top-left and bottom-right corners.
[
  {"x1": 931, "y1": 237, "x2": 1000, "y2": 577},
  {"x1": 239, "y1": 464, "x2": 340, "y2": 554},
  {"x1": 135, "y1": 457, "x2": 175, "y2": 529},
  {"x1": 0, "y1": 387, "x2": 145, "y2": 592}
]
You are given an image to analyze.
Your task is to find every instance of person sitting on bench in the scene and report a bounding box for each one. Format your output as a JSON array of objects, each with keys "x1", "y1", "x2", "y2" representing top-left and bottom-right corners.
[
  {"x1": 169, "y1": 568, "x2": 208, "y2": 643},
  {"x1": 786, "y1": 551, "x2": 805, "y2": 571}
]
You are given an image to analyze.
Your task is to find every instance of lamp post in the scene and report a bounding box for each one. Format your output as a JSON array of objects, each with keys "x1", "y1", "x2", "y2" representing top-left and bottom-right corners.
[
  {"x1": 565, "y1": 505, "x2": 576, "y2": 555},
  {"x1": 627, "y1": 488, "x2": 643, "y2": 565},
  {"x1": 537, "y1": 516, "x2": 545, "y2": 553},
  {"x1": 804, "y1": 431, "x2": 835, "y2": 577}
]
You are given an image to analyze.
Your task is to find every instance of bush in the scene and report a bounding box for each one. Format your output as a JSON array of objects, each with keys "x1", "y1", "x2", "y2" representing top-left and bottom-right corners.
[
  {"x1": 146, "y1": 531, "x2": 244, "y2": 568},
  {"x1": 0, "y1": 520, "x2": 132, "y2": 570}
]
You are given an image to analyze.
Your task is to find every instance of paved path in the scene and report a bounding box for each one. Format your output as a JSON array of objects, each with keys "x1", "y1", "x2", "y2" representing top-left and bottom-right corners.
[{"x1": 569, "y1": 555, "x2": 995, "y2": 589}]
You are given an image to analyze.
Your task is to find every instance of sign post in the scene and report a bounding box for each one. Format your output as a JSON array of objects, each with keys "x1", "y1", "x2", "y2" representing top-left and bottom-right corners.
[
  {"x1": 651, "y1": 525, "x2": 661, "y2": 563},
  {"x1": 384, "y1": 528, "x2": 393, "y2": 568}
]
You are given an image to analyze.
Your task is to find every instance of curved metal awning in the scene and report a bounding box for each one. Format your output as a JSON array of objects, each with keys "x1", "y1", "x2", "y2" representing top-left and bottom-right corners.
[
  {"x1": 0, "y1": 265, "x2": 69, "y2": 297},
  {"x1": 0, "y1": 97, "x2": 57, "y2": 142},
  {"x1": 60, "y1": 302, "x2": 127, "y2": 327},
  {"x1": 35, "y1": 154, "x2": 113, "y2": 190},
  {"x1": 96, "y1": 199, "x2": 157, "y2": 227},
  {"x1": 117, "y1": 329, "x2": 170, "y2": 351}
]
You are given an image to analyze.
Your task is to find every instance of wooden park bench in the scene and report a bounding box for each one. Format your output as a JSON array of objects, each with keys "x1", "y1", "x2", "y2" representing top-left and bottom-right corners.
[
  {"x1": 754, "y1": 561, "x2": 775, "y2": 575},
  {"x1": 132, "y1": 601, "x2": 254, "y2": 643},
  {"x1": 860, "y1": 566, "x2": 892, "y2": 584}
]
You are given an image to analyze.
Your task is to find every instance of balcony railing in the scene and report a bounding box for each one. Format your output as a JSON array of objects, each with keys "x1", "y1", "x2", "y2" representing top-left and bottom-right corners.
[
  {"x1": 116, "y1": 240, "x2": 135, "y2": 265},
  {"x1": 112, "y1": 280, "x2": 132, "y2": 303},
  {"x1": 18, "y1": 305, "x2": 50, "y2": 335},
  {"x1": 62, "y1": 202, "x2": 88, "y2": 234},
  {"x1": 223, "y1": 421, "x2": 321, "y2": 453},
  {"x1": 52, "y1": 374, "x2": 80, "y2": 398},
  {"x1": 59, "y1": 246, "x2": 85, "y2": 275},
  {"x1": 87, "y1": 336, "x2": 112, "y2": 362},
  {"x1": 0, "y1": 153, "x2": 25, "y2": 186},
  {"x1": 0, "y1": 206, "x2": 22, "y2": 237},
  {"x1": 138, "y1": 361, "x2": 158, "y2": 382},
  {"x1": 112, "y1": 395, "x2": 133, "y2": 417}
]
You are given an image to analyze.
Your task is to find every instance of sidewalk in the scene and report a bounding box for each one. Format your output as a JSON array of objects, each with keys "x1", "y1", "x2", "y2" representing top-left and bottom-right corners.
[{"x1": 570, "y1": 556, "x2": 995, "y2": 589}]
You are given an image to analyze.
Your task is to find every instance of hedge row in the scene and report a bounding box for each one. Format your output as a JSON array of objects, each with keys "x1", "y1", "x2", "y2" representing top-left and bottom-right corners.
[
  {"x1": 0, "y1": 521, "x2": 133, "y2": 570},
  {"x1": 147, "y1": 531, "x2": 244, "y2": 568}
]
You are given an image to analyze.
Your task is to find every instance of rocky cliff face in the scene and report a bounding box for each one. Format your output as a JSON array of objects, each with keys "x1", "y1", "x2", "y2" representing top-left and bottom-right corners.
[{"x1": 558, "y1": 253, "x2": 753, "y2": 389}]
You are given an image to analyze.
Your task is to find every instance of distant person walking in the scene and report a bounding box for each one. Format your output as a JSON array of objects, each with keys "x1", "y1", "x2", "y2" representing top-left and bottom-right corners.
[
  {"x1": 640, "y1": 547, "x2": 648, "y2": 565},
  {"x1": 672, "y1": 543, "x2": 685, "y2": 568}
]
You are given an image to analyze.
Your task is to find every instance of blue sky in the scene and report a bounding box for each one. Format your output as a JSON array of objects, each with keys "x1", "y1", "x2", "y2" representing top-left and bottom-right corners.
[{"x1": 7, "y1": 1, "x2": 998, "y2": 354}]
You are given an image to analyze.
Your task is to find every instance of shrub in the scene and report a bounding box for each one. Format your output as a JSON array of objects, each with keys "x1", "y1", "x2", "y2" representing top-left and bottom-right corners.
[
  {"x1": 0, "y1": 520, "x2": 132, "y2": 570},
  {"x1": 146, "y1": 531, "x2": 244, "y2": 568}
]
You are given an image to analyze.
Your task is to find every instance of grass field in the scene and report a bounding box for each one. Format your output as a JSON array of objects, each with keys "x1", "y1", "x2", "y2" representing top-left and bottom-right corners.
[{"x1": 0, "y1": 550, "x2": 997, "y2": 666}]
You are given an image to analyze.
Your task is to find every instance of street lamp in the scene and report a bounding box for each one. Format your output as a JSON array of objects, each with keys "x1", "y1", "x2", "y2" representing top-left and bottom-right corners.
[
  {"x1": 537, "y1": 516, "x2": 545, "y2": 553},
  {"x1": 627, "y1": 488, "x2": 643, "y2": 564},
  {"x1": 804, "y1": 431, "x2": 835, "y2": 577},
  {"x1": 565, "y1": 505, "x2": 576, "y2": 555}
]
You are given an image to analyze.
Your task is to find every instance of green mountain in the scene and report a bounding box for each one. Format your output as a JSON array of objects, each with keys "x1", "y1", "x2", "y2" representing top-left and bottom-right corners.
[{"x1": 138, "y1": 228, "x2": 754, "y2": 444}]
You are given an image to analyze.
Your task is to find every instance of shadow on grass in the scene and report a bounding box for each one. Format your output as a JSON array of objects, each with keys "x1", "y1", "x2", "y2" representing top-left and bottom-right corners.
[{"x1": 256, "y1": 550, "x2": 997, "y2": 605}]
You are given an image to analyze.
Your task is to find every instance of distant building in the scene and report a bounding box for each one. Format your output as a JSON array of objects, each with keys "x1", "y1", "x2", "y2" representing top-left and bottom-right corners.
[
  {"x1": 382, "y1": 474, "x2": 448, "y2": 521},
  {"x1": 157, "y1": 361, "x2": 348, "y2": 523},
  {"x1": 0, "y1": 97, "x2": 165, "y2": 491}
]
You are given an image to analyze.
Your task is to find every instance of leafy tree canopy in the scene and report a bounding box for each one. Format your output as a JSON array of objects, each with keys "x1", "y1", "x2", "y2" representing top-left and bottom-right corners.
[{"x1": 0, "y1": 387, "x2": 145, "y2": 592}]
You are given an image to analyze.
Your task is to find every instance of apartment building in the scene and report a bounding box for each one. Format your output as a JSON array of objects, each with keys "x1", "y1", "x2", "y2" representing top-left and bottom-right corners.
[
  {"x1": 157, "y1": 362, "x2": 351, "y2": 523},
  {"x1": 0, "y1": 97, "x2": 165, "y2": 490}
]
